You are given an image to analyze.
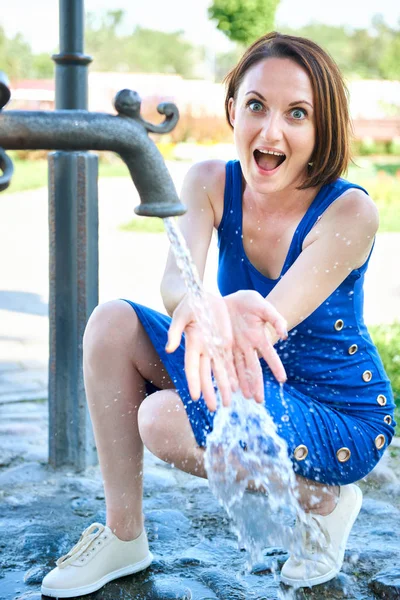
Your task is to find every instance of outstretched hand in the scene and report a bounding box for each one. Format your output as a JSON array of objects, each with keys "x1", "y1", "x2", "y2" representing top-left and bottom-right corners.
[
  {"x1": 166, "y1": 293, "x2": 239, "y2": 412},
  {"x1": 224, "y1": 290, "x2": 287, "y2": 404}
]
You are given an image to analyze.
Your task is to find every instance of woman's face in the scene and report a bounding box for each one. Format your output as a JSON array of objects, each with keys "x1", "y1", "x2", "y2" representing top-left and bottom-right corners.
[{"x1": 228, "y1": 57, "x2": 315, "y2": 195}]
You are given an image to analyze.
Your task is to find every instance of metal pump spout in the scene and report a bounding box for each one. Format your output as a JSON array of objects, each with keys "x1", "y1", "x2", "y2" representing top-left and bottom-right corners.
[{"x1": 0, "y1": 80, "x2": 186, "y2": 217}]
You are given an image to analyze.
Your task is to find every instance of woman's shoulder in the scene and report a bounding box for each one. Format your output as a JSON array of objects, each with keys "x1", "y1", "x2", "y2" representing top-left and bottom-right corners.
[
  {"x1": 183, "y1": 159, "x2": 228, "y2": 188},
  {"x1": 182, "y1": 160, "x2": 229, "y2": 224},
  {"x1": 317, "y1": 177, "x2": 379, "y2": 238}
]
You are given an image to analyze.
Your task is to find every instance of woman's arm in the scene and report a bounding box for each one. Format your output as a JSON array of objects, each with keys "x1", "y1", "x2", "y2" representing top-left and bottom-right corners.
[
  {"x1": 265, "y1": 189, "x2": 379, "y2": 344},
  {"x1": 160, "y1": 160, "x2": 224, "y2": 316},
  {"x1": 161, "y1": 161, "x2": 239, "y2": 410}
]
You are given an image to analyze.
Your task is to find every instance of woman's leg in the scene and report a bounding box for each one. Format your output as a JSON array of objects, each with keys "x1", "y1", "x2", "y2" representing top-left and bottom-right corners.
[
  {"x1": 137, "y1": 391, "x2": 339, "y2": 516},
  {"x1": 83, "y1": 300, "x2": 176, "y2": 541}
]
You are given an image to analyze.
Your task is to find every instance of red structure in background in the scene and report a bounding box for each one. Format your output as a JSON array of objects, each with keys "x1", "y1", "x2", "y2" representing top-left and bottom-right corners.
[{"x1": 9, "y1": 77, "x2": 400, "y2": 144}]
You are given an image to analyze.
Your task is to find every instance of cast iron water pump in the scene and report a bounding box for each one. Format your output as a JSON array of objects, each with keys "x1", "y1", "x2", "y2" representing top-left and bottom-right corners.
[{"x1": 0, "y1": 0, "x2": 185, "y2": 471}]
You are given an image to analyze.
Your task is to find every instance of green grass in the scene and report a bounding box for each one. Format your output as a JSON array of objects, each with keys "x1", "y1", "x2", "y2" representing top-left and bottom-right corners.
[
  {"x1": 7, "y1": 157, "x2": 49, "y2": 193},
  {"x1": 348, "y1": 160, "x2": 400, "y2": 234},
  {"x1": 120, "y1": 216, "x2": 166, "y2": 233},
  {"x1": 4, "y1": 154, "x2": 129, "y2": 194},
  {"x1": 369, "y1": 322, "x2": 400, "y2": 429}
]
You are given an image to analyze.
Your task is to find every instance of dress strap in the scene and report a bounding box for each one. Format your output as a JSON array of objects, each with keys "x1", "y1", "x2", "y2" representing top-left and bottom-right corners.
[
  {"x1": 218, "y1": 160, "x2": 243, "y2": 242},
  {"x1": 285, "y1": 179, "x2": 369, "y2": 269}
]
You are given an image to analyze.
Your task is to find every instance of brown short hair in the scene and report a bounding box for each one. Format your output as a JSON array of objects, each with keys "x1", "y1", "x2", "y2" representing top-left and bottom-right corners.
[{"x1": 224, "y1": 32, "x2": 352, "y2": 189}]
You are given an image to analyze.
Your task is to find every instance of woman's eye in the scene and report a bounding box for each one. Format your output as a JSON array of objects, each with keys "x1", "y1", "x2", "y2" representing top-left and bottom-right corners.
[
  {"x1": 248, "y1": 100, "x2": 264, "y2": 112},
  {"x1": 290, "y1": 108, "x2": 307, "y2": 120}
]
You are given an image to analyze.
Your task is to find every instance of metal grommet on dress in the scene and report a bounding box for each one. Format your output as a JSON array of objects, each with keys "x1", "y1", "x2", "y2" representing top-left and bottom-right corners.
[
  {"x1": 334, "y1": 319, "x2": 344, "y2": 331},
  {"x1": 294, "y1": 444, "x2": 308, "y2": 461},
  {"x1": 348, "y1": 344, "x2": 358, "y2": 355},
  {"x1": 336, "y1": 447, "x2": 351, "y2": 463},
  {"x1": 375, "y1": 434, "x2": 386, "y2": 450},
  {"x1": 362, "y1": 370, "x2": 373, "y2": 382},
  {"x1": 384, "y1": 415, "x2": 392, "y2": 425},
  {"x1": 377, "y1": 394, "x2": 387, "y2": 406}
]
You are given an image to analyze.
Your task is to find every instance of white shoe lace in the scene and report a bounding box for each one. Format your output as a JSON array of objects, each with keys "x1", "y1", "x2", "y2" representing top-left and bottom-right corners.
[{"x1": 56, "y1": 523, "x2": 108, "y2": 569}]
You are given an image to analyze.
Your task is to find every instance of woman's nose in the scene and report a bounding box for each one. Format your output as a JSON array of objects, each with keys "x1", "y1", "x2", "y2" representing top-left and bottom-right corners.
[{"x1": 260, "y1": 113, "x2": 283, "y2": 142}]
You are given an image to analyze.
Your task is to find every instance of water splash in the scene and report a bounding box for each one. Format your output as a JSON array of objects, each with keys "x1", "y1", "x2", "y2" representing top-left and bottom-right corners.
[
  {"x1": 204, "y1": 390, "x2": 301, "y2": 565},
  {"x1": 163, "y1": 217, "x2": 327, "y2": 575},
  {"x1": 163, "y1": 217, "x2": 217, "y2": 351}
]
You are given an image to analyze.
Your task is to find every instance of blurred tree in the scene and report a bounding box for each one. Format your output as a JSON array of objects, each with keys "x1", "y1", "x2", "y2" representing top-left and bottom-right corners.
[
  {"x1": 125, "y1": 28, "x2": 195, "y2": 77},
  {"x1": 379, "y1": 35, "x2": 400, "y2": 80},
  {"x1": 208, "y1": 0, "x2": 280, "y2": 45},
  {"x1": 0, "y1": 26, "x2": 32, "y2": 80},
  {"x1": 214, "y1": 47, "x2": 243, "y2": 81},
  {"x1": 281, "y1": 15, "x2": 400, "y2": 80},
  {"x1": 85, "y1": 11, "x2": 197, "y2": 77},
  {"x1": 372, "y1": 16, "x2": 400, "y2": 80},
  {"x1": 31, "y1": 53, "x2": 54, "y2": 79},
  {"x1": 282, "y1": 23, "x2": 352, "y2": 74}
]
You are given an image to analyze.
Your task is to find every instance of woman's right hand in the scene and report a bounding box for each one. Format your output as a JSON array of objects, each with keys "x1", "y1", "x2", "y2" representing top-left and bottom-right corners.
[{"x1": 166, "y1": 292, "x2": 239, "y2": 412}]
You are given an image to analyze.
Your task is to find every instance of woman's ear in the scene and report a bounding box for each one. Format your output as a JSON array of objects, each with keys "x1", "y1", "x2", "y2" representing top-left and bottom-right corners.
[{"x1": 228, "y1": 97, "x2": 235, "y2": 127}]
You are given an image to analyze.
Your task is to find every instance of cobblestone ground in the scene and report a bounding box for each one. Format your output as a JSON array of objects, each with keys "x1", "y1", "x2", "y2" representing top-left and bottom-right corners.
[{"x1": 1, "y1": 399, "x2": 400, "y2": 600}]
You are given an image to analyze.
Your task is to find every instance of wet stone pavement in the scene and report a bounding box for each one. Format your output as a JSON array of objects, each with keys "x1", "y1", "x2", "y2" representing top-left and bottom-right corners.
[{"x1": 1, "y1": 400, "x2": 400, "y2": 600}]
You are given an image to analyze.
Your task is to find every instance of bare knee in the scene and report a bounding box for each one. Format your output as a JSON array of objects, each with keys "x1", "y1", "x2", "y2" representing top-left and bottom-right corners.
[
  {"x1": 83, "y1": 300, "x2": 137, "y2": 361},
  {"x1": 138, "y1": 391, "x2": 189, "y2": 461}
]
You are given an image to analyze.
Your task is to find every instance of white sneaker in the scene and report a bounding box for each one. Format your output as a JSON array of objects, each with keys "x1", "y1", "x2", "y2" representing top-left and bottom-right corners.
[
  {"x1": 280, "y1": 484, "x2": 363, "y2": 588},
  {"x1": 41, "y1": 523, "x2": 153, "y2": 598}
]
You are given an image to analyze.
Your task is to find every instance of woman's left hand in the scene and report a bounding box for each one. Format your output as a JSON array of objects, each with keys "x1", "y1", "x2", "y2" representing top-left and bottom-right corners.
[{"x1": 224, "y1": 290, "x2": 288, "y2": 404}]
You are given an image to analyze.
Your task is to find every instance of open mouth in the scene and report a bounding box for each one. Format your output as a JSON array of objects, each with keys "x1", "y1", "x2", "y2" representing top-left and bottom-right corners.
[{"x1": 254, "y1": 149, "x2": 286, "y2": 172}]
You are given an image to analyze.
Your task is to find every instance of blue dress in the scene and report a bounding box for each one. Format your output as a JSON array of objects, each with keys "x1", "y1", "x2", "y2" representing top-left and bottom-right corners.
[{"x1": 124, "y1": 160, "x2": 396, "y2": 486}]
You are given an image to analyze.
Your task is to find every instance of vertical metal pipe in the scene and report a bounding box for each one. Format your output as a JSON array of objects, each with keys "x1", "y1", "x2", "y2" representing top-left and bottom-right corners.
[
  {"x1": 53, "y1": 0, "x2": 92, "y2": 109},
  {"x1": 49, "y1": 0, "x2": 98, "y2": 469}
]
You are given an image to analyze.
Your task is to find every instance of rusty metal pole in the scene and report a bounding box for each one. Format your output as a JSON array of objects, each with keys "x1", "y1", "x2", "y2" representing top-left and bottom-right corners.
[{"x1": 48, "y1": 0, "x2": 98, "y2": 470}]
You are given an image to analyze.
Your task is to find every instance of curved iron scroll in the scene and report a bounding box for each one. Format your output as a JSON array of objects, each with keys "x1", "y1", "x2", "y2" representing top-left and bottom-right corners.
[
  {"x1": 113, "y1": 89, "x2": 179, "y2": 134},
  {"x1": 0, "y1": 72, "x2": 11, "y2": 110},
  {"x1": 0, "y1": 148, "x2": 14, "y2": 192}
]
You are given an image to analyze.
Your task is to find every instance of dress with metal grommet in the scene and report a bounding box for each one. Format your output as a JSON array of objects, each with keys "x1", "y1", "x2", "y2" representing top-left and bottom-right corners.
[
  {"x1": 336, "y1": 448, "x2": 351, "y2": 463},
  {"x1": 334, "y1": 319, "x2": 344, "y2": 331},
  {"x1": 362, "y1": 370, "x2": 373, "y2": 382},
  {"x1": 294, "y1": 445, "x2": 308, "y2": 461},
  {"x1": 375, "y1": 434, "x2": 386, "y2": 450},
  {"x1": 377, "y1": 394, "x2": 387, "y2": 406}
]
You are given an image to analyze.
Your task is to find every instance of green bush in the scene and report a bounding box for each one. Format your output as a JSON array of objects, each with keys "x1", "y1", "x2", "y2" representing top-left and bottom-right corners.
[
  {"x1": 347, "y1": 162, "x2": 400, "y2": 233},
  {"x1": 365, "y1": 171, "x2": 400, "y2": 207},
  {"x1": 369, "y1": 321, "x2": 400, "y2": 427},
  {"x1": 120, "y1": 216, "x2": 165, "y2": 233},
  {"x1": 352, "y1": 138, "x2": 392, "y2": 156},
  {"x1": 388, "y1": 137, "x2": 400, "y2": 155}
]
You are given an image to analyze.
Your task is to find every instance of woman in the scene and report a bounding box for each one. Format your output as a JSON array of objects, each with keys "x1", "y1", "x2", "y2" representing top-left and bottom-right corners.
[{"x1": 42, "y1": 32, "x2": 396, "y2": 596}]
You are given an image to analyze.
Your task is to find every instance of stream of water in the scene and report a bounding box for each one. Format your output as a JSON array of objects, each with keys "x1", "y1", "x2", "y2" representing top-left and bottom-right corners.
[{"x1": 163, "y1": 217, "x2": 329, "y2": 588}]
